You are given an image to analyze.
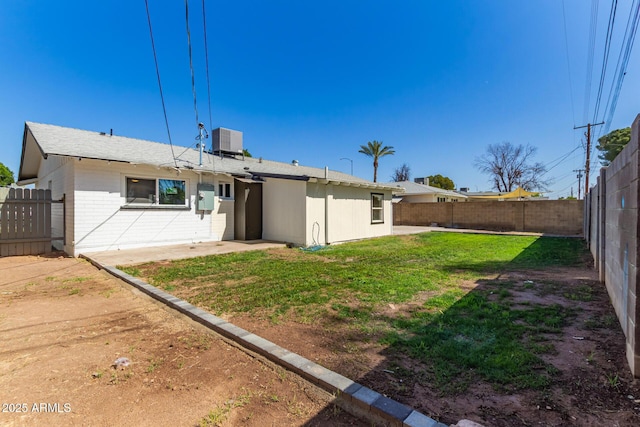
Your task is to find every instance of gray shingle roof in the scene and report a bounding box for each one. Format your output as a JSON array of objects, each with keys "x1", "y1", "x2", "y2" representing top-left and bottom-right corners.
[
  {"x1": 388, "y1": 180, "x2": 466, "y2": 198},
  {"x1": 21, "y1": 122, "x2": 398, "y2": 190}
]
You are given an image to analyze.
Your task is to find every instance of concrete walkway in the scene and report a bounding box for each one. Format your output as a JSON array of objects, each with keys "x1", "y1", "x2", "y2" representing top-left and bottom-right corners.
[{"x1": 84, "y1": 240, "x2": 285, "y2": 266}]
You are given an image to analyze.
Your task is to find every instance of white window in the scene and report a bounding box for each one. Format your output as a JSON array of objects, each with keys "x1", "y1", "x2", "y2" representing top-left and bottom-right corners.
[
  {"x1": 371, "y1": 193, "x2": 384, "y2": 223},
  {"x1": 125, "y1": 177, "x2": 188, "y2": 207},
  {"x1": 218, "y1": 182, "x2": 232, "y2": 199},
  {"x1": 437, "y1": 197, "x2": 446, "y2": 203}
]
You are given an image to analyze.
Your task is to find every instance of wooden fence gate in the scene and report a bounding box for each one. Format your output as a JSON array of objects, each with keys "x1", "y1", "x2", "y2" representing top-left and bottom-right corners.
[{"x1": 0, "y1": 188, "x2": 62, "y2": 256}]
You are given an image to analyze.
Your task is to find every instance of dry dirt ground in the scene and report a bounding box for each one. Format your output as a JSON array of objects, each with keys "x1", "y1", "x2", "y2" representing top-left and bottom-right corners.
[
  {"x1": 0, "y1": 254, "x2": 364, "y2": 427},
  {"x1": 225, "y1": 265, "x2": 640, "y2": 427}
]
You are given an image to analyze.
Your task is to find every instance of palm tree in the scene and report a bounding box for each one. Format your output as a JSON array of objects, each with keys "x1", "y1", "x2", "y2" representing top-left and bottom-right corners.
[{"x1": 358, "y1": 140, "x2": 395, "y2": 182}]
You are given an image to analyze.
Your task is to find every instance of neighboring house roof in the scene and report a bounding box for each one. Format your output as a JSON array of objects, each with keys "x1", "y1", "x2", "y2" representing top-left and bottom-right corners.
[
  {"x1": 19, "y1": 122, "x2": 399, "y2": 191},
  {"x1": 461, "y1": 186, "x2": 542, "y2": 200},
  {"x1": 388, "y1": 181, "x2": 467, "y2": 199}
]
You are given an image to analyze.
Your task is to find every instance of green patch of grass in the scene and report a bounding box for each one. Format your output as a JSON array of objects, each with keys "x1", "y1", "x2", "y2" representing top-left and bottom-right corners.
[
  {"x1": 179, "y1": 334, "x2": 212, "y2": 350},
  {"x1": 564, "y1": 284, "x2": 595, "y2": 302},
  {"x1": 101, "y1": 288, "x2": 116, "y2": 298},
  {"x1": 122, "y1": 233, "x2": 588, "y2": 394},
  {"x1": 583, "y1": 314, "x2": 618, "y2": 330},
  {"x1": 62, "y1": 276, "x2": 90, "y2": 284},
  {"x1": 199, "y1": 390, "x2": 252, "y2": 426},
  {"x1": 119, "y1": 266, "x2": 141, "y2": 277},
  {"x1": 606, "y1": 372, "x2": 620, "y2": 389},
  {"x1": 382, "y1": 289, "x2": 574, "y2": 393},
  {"x1": 146, "y1": 357, "x2": 163, "y2": 373}
]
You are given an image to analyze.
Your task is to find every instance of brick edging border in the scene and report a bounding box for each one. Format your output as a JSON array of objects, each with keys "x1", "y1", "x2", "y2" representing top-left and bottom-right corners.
[{"x1": 81, "y1": 254, "x2": 446, "y2": 427}]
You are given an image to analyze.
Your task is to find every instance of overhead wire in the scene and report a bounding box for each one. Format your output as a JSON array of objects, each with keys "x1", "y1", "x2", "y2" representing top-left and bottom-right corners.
[
  {"x1": 592, "y1": 0, "x2": 618, "y2": 124},
  {"x1": 185, "y1": 0, "x2": 200, "y2": 128},
  {"x1": 562, "y1": 0, "x2": 577, "y2": 126},
  {"x1": 144, "y1": 0, "x2": 178, "y2": 169},
  {"x1": 202, "y1": 0, "x2": 214, "y2": 132},
  {"x1": 540, "y1": 144, "x2": 583, "y2": 177},
  {"x1": 582, "y1": 0, "x2": 600, "y2": 123},
  {"x1": 601, "y1": 0, "x2": 640, "y2": 135}
]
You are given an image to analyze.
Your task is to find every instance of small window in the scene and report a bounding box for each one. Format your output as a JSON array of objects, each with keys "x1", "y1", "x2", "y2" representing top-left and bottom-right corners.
[
  {"x1": 127, "y1": 178, "x2": 156, "y2": 204},
  {"x1": 218, "y1": 182, "x2": 232, "y2": 199},
  {"x1": 437, "y1": 197, "x2": 446, "y2": 203},
  {"x1": 371, "y1": 193, "x2": 384, "y2": 223},
  {"x1": 126, "y1": 177, "x2": 188, "y2": 207},
  {"x1": 159, "y1": 179, "x2": 186, "y2": 205}
]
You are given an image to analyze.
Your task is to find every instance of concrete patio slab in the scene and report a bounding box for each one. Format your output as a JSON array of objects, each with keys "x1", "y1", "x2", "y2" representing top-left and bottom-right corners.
[{"x1": 83, "y1": 240, "x2": 285, "y2": 266}]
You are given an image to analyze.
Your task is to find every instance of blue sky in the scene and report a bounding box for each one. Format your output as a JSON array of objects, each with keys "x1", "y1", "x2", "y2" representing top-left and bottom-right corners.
[{"x1": 1, "y1": 0, "x2": 638, "y2": 198}]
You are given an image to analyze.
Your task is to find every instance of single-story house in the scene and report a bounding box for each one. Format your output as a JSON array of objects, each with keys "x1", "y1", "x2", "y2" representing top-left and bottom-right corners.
[
  {"x1": 17, "y1": 122, "x2": 398, "y2": 256},
  {"x1": 390, "y1": 180, "x2": 467, "y2": 203}
]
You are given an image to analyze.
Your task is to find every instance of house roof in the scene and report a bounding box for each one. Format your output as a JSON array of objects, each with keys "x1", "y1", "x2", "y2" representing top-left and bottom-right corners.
[
  {"x1": 461, "y1": 187, "x2": 541, "y2": 199},
  {"x1": 18, "y1": 122, "x2": 399, "y2": 191},
  {"x1": 388, "y1": 181, "x2": 467, "y2": 199}
]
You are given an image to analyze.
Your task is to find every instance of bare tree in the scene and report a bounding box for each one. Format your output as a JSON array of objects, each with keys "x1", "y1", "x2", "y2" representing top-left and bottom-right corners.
[
  {"x1": 474, "y1": 142, "x2": 549, "y2": 192},
  {"x1": 391, "y1": 163, "x2": 411, "y2": 182}
]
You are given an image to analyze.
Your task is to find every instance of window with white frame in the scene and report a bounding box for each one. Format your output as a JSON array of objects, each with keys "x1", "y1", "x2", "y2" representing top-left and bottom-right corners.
[
  {"x1": 371, "y1": 193, "x2": 384, "y2": 223},
  {"x1": 218, "y1": 182, "x2": 232, "y2": 199},
  {"x1": 125, "y1": 177, "x2": 187, "y2": 206},
  {"x1": 437, "y1": 197, "x2": 446, "y2": 203}
]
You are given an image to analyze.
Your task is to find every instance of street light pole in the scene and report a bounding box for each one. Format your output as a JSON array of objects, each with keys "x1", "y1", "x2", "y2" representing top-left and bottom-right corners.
[{"x1": 340, "y1": 157, "x2": 353, "y2": 175}]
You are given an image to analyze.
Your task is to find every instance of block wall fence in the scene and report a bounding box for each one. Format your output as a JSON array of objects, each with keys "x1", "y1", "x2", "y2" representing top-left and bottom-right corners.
[
  {"x1": 585, "y1": 114, "x2": 640, "y2": 376},
  {"x1": 393, "y1": 199, "x2": 583, "y2": 236}
]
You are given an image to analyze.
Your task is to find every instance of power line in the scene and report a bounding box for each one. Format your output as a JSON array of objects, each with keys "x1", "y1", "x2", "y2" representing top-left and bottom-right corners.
[
  {"x1": 601, "y1": 0, "x2": 640, "y2": 135},
  {"x1": 582, "y1": 0, "x2": 599, "y2": 123},
  {"x1": 540, "y1": 144, "x2": 583, "y2": 176},
  {"x1": 185, "y1": 0, "x2": 200, "y2": 128},
  {"x1": 202, "y1": 0, "x2": 213, "y2": 133},
  {"x1": 144, "y1": 0, "x2": 178, "y2": 169},
  {"x1": 562, "y1": 0, "x2": 577, "y2": 126},
  {"x1": 592, "y1": 0, "x2": 618, "y2": 124}
]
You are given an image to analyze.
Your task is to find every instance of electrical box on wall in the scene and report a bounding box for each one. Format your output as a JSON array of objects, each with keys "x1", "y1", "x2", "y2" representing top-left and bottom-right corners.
[{"x1": 196, "y1": 184, "x2": 215, "y2": 211}]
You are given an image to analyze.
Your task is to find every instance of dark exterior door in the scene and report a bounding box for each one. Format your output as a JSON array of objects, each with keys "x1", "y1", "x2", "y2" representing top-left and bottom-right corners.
[{"x1": 234, "y1": 179, "x2": 262, "y2": 240}]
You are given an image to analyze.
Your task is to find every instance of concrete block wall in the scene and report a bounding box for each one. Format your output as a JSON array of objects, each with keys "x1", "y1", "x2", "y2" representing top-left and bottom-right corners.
[
  {"x1": 454, "y1": 202, "x2": 521, "y2": 231},
  {"x1": 585, "y1": 114, "x2": 640, "y2": 376},
  {"x1": 524, "y1": 200, "x2": 583, "y2": 235},
  {"x1": 394, "y1": 200, "x2": 583, "y2": 235}
]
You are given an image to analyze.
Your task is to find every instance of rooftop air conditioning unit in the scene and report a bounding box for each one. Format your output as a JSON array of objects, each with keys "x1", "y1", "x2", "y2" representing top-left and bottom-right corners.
[{"x1": 212, "y1": 128, "x2": 243, "y2": 154}]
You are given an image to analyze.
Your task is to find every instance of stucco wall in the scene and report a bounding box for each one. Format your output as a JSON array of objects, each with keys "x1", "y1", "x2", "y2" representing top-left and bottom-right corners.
[
  {"x1": 324, "y1": 185, "x2": 393, "y2": 243},
  {"x1": 212, "y1": 200, "x2": 234, "y2": 241},
  {"x1": 65, "y1": 160, "x2": 218, "y2": 255},
  {"x1": 262, "y1": 178, "x2": 307, "y2": 245},
  {"x1": 35, "y1": 155, "x2": 74, "y2": 251},
  {"x1": 394, "y1": 200, "x2": 583, "y2": 235},
  {"x1": 263, "y1": 179, "x2": 393, "y2": 246},
  {"x1": 305, "y1": 183, "x2": 327, "y2": 245}
]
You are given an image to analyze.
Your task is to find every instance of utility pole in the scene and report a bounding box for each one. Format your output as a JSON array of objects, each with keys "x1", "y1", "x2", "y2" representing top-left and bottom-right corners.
[
  {"x1": 573, "y1": 169, "x2": 584, "y2": 199},
  {"x1": 574, "y1": 122, "x2": 604, "y2": 193}
]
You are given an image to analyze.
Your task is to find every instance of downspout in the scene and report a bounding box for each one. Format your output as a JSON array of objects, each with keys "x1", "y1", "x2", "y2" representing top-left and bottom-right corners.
[{"x1": 325, "y1": 167, "x2": 329, "y2": 245}]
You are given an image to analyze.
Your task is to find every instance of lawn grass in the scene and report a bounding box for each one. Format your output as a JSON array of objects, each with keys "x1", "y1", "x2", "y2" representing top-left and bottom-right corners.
[{"x1": 120, "y1": 232, "x2": 587, "y2": 393}]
